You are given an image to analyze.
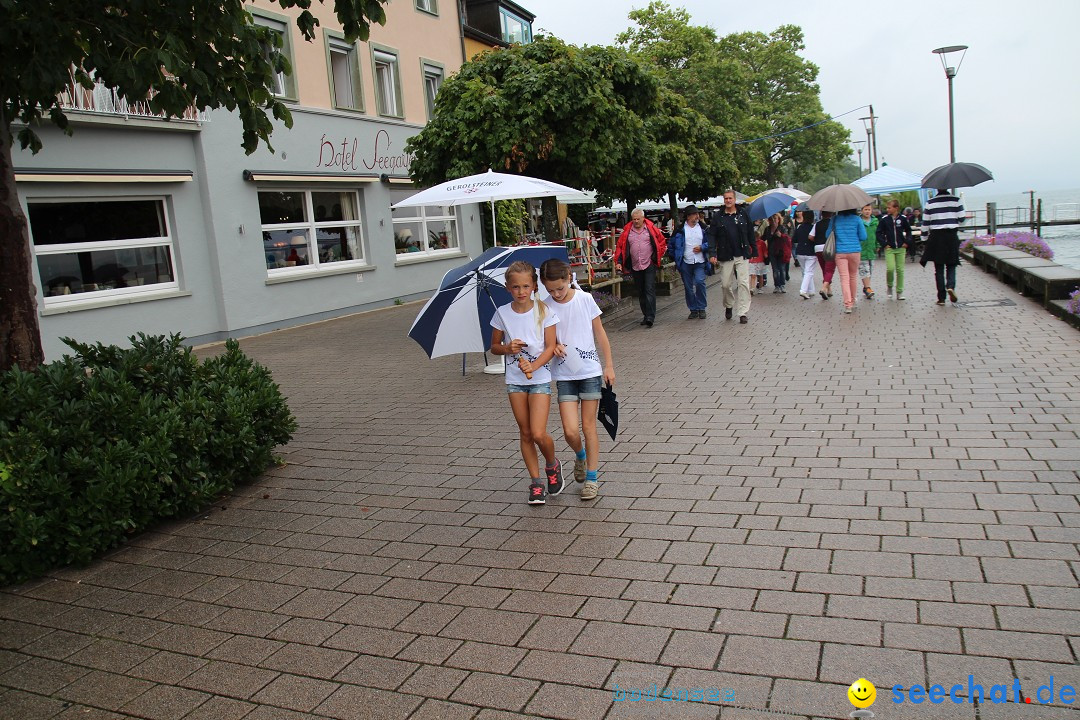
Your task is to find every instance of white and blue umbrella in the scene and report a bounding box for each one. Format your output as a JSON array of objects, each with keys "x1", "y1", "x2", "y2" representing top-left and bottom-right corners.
[
  {"x1": 409, "y1": 244, "x2": 569, "y2": 358},
  {"x1": 747, "y1": 191, "x2": 798, "y2": 222}
]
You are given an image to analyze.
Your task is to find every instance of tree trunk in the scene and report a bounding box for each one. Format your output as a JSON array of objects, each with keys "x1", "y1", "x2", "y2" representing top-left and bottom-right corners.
[
  {"x1": 668, "y1": 192, "x2": 678, "y2": 226},
  {"x1": 541, "y1": 196, "x2": 559, "y2": 243},
  {"x1": 0, "y1": 118, "x2": 45, "y2": 371}
]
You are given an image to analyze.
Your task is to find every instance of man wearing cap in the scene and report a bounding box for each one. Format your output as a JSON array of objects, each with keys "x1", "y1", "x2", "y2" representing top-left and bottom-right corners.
[
  {"x1": 708, "y1": 189, "x2": 756, "y2": 323},
  {"x1": 667, "y1": 205, "x2": 711, "y2": 319},
  {"x1": 615, "y1": 208, "x2": 668, "y2": 327}
]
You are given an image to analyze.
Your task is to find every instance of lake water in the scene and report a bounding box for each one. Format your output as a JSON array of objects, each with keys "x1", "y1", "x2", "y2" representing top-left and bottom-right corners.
[{"x1": 961, "y1": 187, "x2": 1080, "y2": 269}]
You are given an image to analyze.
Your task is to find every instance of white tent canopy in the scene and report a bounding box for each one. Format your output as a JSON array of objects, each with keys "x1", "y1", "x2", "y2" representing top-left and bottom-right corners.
[
  {"x1": 593, "y1": 192, "x2": 748, "y2": 214},
  {"x1": 852, "y1": 166, "x2": 933, "y2": 208}
]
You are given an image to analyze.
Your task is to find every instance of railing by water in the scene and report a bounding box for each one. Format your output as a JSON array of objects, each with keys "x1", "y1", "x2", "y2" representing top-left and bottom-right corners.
[{"x1": 966, "y1": 201, "x2": 1080, "y2": 235}]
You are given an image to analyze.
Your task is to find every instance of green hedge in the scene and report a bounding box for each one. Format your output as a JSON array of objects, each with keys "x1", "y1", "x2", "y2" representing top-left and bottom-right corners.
[{"x1": 0, "y1": 334, "x2": 297, "y2": 585}]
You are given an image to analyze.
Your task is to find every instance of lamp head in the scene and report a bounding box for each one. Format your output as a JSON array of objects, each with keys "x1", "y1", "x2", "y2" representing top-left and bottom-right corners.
[{"x1": 932, "y1": 45, "x2": 968, "y2": 76}]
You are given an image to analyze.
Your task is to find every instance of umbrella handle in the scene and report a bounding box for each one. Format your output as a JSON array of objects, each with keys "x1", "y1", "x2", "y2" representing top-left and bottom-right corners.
[{"x1": 518, "y1": 356, "x2": 532, "y2": 380}]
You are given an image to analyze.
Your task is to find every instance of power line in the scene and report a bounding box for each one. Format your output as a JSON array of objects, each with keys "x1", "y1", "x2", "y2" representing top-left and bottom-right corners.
[{"x1": 732, "y1": 105, "x2": 870, "y2": 145}]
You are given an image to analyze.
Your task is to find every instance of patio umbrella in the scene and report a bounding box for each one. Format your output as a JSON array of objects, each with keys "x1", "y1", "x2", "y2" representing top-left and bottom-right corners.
[
  {"x1": 921, "y1": 162, "x2": 993, "y2": 189},
  {"x1": 408, "y1": 244, "x2": 569, "y2": 359},
  {"x1": 807, "y1": 184, "x2": 874, "y2": 212},
  {"x1": 747, "y1": 191, "x2": 798, "y2": 222},
  {"x1": 391, "y1": 169, "x2": 590, "y2": 244},
  {"x1": 744, "y1": 187, "x2": 810, "y2": 204}
]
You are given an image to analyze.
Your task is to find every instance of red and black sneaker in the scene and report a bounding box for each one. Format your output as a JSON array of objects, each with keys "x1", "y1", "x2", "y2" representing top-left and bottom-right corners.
[
  {"x1": 528, "y1": 482, "x2": 546, "y2": 505},
  {"x1": 546, "y1": 460, "x2": 564, "y2": 496}
]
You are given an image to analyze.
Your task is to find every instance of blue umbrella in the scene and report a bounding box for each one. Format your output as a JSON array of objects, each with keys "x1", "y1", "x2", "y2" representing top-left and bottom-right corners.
[
  {"x1": 747, "y1": 192, "x2": 798, "y2": 221},
  {"x1": 409, "y1": 244, "x2": 569, "y2": 358}
]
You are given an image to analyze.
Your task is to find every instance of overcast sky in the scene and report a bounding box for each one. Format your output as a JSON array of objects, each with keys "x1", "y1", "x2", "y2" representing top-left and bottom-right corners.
[{"x1": 523, "y1": 0, "x2": 1080, "y2": 195}]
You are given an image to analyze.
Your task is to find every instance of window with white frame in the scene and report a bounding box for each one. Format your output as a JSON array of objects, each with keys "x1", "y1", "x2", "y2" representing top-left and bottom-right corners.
[
  {"x1": 372, "y1": 48, "x2": 402, "y2": 117},
  {"x1": 391, "y1": 189, "x2": 458, "y2": 257},
  {"x1": 500, "y1": 8, "x2": 532, "y2": 44},
  {"x1": 422, "y1": 62, "x2": 443, "y2": 120},
  {"x1": 28, "y1": 198, "x2": 178, "y2": 302},
  {"x1": 415, "y1": 0, "x2": 438, "y2": 14},
  {"x1": 258, "y1": 190, "x2": 365, "y2": 273},
  {"x1": 253, "y1": 14, "x2": 295, "y2": 99},
  {"x1": 327, "y1": 34, "x2": 362, "y2": 111}
]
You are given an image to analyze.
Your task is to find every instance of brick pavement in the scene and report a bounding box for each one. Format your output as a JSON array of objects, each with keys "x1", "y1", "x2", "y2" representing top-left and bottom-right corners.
[{"x1": 2, "y1": 259, "x2": 1078, "y2": 720}]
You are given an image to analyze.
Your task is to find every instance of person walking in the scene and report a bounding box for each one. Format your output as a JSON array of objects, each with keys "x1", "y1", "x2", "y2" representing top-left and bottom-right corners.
[
  {"x1": 667, "y1": 205, "x2": 710, "y2": 319},
  {"x1": 824, "y1": 208, "x2": 867, "y2": 314},
  {"x1": 859, "y1": 204, "x2": 879, "y2": 300},
  {"x1": 876, "y1": 199, "x2": 913, "y2": 300},
  {"x1": 708, "y1": 189, "x2": 755, "y2": 324},
  {"x1": 614, "y1": 208, "x2": 667, "y2": 327},
  {"x1": 812, "y1": 210, "x2": 836, "y2": 300},
  {"x1": 766, "y1": 213, "x2": 792, "y2": 293},
  {"x1": 793, "y1": 205, "x2": 817, "y2": 299},
  {"x1": 920, "y1": 189, "x2": 965, "y2": 305},
  {"x1": 749, "y1": 223, "x2": 768, "y2": 294}
]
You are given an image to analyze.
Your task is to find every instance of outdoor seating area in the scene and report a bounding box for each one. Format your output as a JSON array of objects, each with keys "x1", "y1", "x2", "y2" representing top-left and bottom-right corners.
[{"x1": 968, "y1": 243, "x2": 1080, "y2": 326}]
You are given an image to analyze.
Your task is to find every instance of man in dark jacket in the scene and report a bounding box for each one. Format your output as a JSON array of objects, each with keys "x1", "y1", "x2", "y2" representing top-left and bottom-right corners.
[
  {"x1": 615, "y1": 208, "x2": 668, "y2": 327},
  {"x1": 708, "y1": 189, "x2": 756, "y2": 323}
]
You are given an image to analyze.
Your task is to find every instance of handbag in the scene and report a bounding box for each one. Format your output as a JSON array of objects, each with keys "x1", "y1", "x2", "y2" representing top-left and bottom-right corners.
[
  {"x1": 821, "y1": 220, "x2": 837, "y2": 263},
  {"x1": 597, "y1": 382, "x2": 618, "y2": 441}
]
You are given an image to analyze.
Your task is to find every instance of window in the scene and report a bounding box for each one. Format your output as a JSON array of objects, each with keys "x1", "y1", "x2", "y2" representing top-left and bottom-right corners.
[
  {"x1": 326, "y1": 33, "x2": 363, "y2": 111},
  {"x1": 259, "y1": 190, "x2": 365, "y2": 274},
  {"x1": 391, "y1": 190, "x2": 458, "y2": 257},
  {"x1": 372, "y1": 47, "x2": 402, "y2": 118},
  {"x1": 500, "y1": 9, "x2": 532, "y2": 44},
  {"x1": 252, "y1": 12, "x2": 297, "y2": 100},
  {"x1": 29, "y1": 198, "x2": 178, "y2": 303},
  {"x1": 415, "y1": 0, "x2": 438, "y2": 15},
  {"x1": 422, "y1": 62, "x2": 444, "y2": 119}
]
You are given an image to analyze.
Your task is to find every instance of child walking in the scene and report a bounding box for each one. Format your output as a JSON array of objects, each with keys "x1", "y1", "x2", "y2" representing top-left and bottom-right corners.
[
  {"x1": 489, "y1": 261, "x2": 563, "y2": 505},
  {"x1": 539, "y1": 259, "x2": 615, "y2": 501}
]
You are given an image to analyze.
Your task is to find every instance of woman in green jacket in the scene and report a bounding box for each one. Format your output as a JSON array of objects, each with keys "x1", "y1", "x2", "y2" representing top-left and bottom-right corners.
[{"x1": 859, "y1": 204, "x2": 879, "y2": 299}]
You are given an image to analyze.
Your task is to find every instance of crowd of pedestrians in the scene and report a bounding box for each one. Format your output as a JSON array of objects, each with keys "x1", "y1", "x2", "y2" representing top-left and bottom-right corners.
[{"x1": 613, "y1": 190, "x2": 964, "y2": 325}]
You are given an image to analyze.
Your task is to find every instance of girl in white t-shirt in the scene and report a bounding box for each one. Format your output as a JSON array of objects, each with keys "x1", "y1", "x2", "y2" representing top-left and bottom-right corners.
[
  {"x1": 540, "y1": 259, "x2": 615, "y2": 501},
  {"x1": 489, "y1": 261, "x2": 563, "y2": 505}
]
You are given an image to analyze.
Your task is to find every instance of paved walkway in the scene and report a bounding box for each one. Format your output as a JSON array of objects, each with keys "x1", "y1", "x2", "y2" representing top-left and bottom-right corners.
[{"x1": 2, "y1": 260, "x2": 1079, "y2": 720}]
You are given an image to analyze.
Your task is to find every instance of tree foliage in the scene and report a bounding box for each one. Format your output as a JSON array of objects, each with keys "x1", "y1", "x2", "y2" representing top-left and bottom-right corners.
[{"x1": 0, "y1": 0, "x2": 388, "y2": 371}]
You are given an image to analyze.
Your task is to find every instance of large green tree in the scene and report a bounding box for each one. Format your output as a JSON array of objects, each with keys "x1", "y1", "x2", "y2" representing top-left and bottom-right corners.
[
  {"x1": 0, "y1": 0, "x2": 388, "y2": 371},
  {"x1": 718, "y1": 25, "x2": 850, "y2": 188},
  {"x1": 406, "y1": 36, "x2": 669, "y2": 240}
]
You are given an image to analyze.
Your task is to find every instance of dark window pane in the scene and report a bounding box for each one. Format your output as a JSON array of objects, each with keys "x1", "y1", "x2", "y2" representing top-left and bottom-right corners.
[
  {"x1": 38, "y1": 246, "x2": 174, "y2": 296},
  {"x1": 28, "y1": 200, "x2": 164, "y2": 245},
  {"x1": 258, "y1": 191, "x2": 306, "y2": 225}
]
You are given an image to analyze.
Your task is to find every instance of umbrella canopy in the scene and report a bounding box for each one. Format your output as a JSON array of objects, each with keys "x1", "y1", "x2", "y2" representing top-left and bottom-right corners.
[
  {"x1": 807, "y1": 184, "x2": 874, "y2": 212},
  {"x1": 392, "y1": 170, "x2": 590, "y2": 244},
  {"x1": 745, "y1": 187, "x2": 810, "y2": 203},
  {"x1": 921, "y1": 162, "x2": 993, "y2": 190},
  {"x1": 408, "y1": 244, "x2": 569, "y2": 359},
  {"x1": 747, "y1": 192, "x2": 799, "y2": 222}
]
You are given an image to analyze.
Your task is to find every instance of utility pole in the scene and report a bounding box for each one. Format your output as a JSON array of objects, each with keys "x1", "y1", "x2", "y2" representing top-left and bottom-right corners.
[
  {"x1": 1027, "y1": 190, "x2": 1035, "y2": 232},
  {"x1": 869, "y1": 105, "x2": 878, "y2": 170}
]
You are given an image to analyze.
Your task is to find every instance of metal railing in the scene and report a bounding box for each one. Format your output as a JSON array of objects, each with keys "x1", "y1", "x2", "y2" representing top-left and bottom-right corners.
[{"x1": 57, "y1": 68, "x2": 209, "y2": 123}]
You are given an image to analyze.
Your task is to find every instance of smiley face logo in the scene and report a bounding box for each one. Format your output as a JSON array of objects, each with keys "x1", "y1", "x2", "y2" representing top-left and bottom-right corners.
[{"x1": 848, "y1": 678, "x2": 876, "y2": 709}]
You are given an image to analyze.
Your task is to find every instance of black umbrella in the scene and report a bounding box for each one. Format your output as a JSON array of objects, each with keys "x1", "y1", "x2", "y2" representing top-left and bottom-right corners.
[
  {"x1": 597, "y1": 383, "x2": 618, "y2": 441},
  {"x1": 921, "y1": 162, "x2": 993, "y2": 189}
]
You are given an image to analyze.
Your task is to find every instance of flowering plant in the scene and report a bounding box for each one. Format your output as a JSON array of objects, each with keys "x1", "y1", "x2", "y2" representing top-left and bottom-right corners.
[
  {"x1": 960, "y1": 231, "x2": 1054, "y2": 260},
  {"x1": 590, "y1": 290, "x2": 619, "y2": 312},
  {"x1": 1067, "y1": 287, "x2": 1080, "y2": 317}
]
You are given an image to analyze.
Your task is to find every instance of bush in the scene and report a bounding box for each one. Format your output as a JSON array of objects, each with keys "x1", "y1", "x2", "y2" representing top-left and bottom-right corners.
[
  {"x1": 960, "y1": 231, "x2": 1054, "y2": 260},
  {"x1": 0, "y1": 334, "x2": 296, "y2": 585},
  {"x1": 1067, "y1": 288, "x2": 1080, "y2": 317}
]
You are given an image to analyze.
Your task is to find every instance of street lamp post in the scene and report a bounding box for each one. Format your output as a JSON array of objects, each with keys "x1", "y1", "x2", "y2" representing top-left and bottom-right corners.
[
  {"x1": 932, "y1": 45, "x2": 968, "y2": 163},
  {"x1": 852, "y1": 140, "x2": 866, "y2": 176}
]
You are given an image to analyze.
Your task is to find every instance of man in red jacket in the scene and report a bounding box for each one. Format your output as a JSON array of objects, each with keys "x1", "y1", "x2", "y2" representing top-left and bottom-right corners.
[{"x1": 614, "y1": 208, "x2": 668, "y2": 327}]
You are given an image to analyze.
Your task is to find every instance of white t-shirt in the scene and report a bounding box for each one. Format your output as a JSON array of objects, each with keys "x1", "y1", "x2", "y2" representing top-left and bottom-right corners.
[
  {"x1": 683, "y1": 222, "x2": 704, "y2": 263},
  {"x1": 490, "y1": 301, "x2": 559, "y2": 385},
  {"x1": 548, "y1": 290, "x2": 603, "y2": 381}
]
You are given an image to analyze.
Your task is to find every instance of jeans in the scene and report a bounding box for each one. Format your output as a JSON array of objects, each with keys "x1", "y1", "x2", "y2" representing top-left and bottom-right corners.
[
  {"x1": 835, "y1": 252, "x2": 860, "y2": 309},
  {"x1": 719, "y1": 257, "x2": 752, "y2": 317},
  {"x1": 934, "y1": 263, "x2": 957, "y2": 301},
  {"x1": 885, "y1": 247, "x2": 907, "y2": 292},
  {"x1": 798, "y1": 255, "x2": 817, "y2": 294},
  {"x1": 771, "y1": 258, "x2": 788, "y2": 288},
  {"x1": 679, "y1": 262, "x2": 707, "y2": 312},
  {"x1": 632, "y1": 265, "x2": 656, "y2": 321}
]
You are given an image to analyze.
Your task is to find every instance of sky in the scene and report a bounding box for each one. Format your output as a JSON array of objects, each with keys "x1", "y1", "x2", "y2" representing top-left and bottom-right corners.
[{"x1": 521, "y1": 0, "x2": 1080, "y2": 196}]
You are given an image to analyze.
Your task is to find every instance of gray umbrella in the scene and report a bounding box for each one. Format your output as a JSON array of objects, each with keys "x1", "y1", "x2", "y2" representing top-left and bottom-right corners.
[
  {"x1": 807, "y1": 183, "x2": 873, "y2": 212},
  {"x1": 921, "y1": 162, "x2": 993, "y2": 189}
]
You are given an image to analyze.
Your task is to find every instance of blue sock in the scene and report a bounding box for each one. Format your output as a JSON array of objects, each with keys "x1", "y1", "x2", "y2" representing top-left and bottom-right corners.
[
  {"x1": 575, "y1": 448, "x2": 586, "y2": 461},
  {"x1": 585, "y1": 470, "x2": 597, "y2": 483}
]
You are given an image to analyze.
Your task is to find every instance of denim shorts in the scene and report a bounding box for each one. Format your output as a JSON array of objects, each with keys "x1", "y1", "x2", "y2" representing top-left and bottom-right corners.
[
  {"x1": 859, "y1": 260, "x2": 872, "y2": 278},
  {"x1": 507, "y1": 382, "x2": 550, "y2": 395},
  {"x1": 556, "y1": 375, "x2": 603, "y2": 402}
]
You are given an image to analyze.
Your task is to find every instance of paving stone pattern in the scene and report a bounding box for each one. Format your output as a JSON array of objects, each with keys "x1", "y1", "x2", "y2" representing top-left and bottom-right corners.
[{"x1": 2, "y1": 262, "x2": 1078, "y2": 719}]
